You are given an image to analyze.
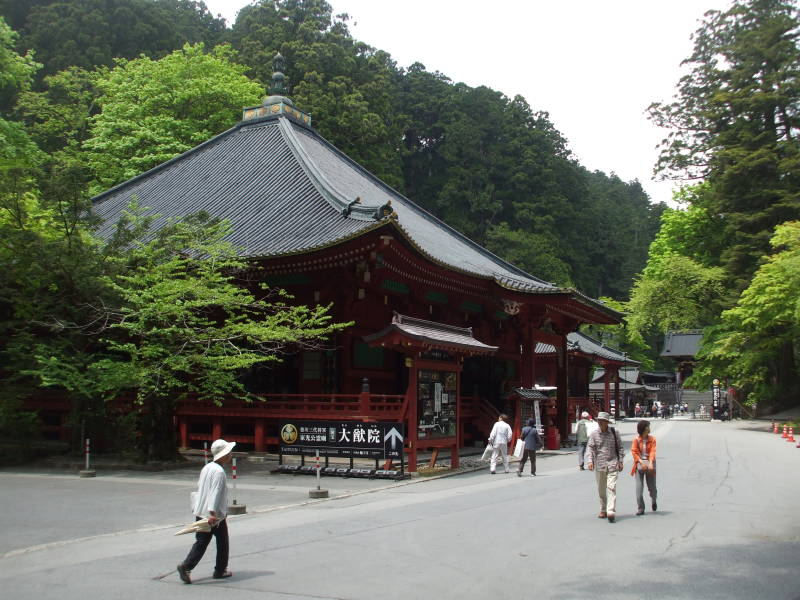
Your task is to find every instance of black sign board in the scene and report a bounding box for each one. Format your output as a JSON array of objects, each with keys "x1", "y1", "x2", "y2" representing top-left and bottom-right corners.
[{"x1": 279, "y1": 420, "x2": 405, "y2": 460}]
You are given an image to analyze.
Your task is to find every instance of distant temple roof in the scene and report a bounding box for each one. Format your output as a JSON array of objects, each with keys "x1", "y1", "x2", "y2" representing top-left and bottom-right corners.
[
  {"x1": 90, "y1": 56, "x2": 618, "y2": 320},
  {"x1": 661, "y1": 330, "x2": 703, "y2": 358},
  {"x1": 535, "y1": 331, "x2": 638, "y2": 365}
]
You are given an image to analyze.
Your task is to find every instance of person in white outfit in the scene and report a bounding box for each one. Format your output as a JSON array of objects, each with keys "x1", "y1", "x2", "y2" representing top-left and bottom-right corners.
[
  {"x1": 488, "y1": 414, "x2": 513, "y2": 474},
  {"x1": 177, "y1": 438, "x2": 236, "y2": 584}
]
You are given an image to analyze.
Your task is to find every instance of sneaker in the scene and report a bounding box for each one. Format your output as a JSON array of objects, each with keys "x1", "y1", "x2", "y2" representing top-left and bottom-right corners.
[
  {"x1": 652, "y1": 501, "x2": 657, "y2": 511},
  {"x1": 516, "y1": 471, "x2": 521, "y2": 477},
  {"x1": 177, "y1": 563, "x2": 192, "y2": 584},
  {"x1": 213, "y1": 570, "x2": 232, "y2": 579},
  {"x1": 598, "y1": 511, "x2": 607, "y2": 518},
  {"x1": 608, "y1": 514, "x2": 616, "y2": 523},
  {"x1": 490, "y1": 471, "x2": 496, "y2": 474},
  {"x1": 580, "y1": 466, "x2": 585, "y2": 471},
  {"x1": 636, "y1": 509, "x2": 645, "y2": 516}
]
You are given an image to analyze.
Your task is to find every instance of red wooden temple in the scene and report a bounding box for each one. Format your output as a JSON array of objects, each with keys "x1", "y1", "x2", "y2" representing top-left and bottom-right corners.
[{"x1": 36, "y1": 56, "x2": 631, "y2": 470}]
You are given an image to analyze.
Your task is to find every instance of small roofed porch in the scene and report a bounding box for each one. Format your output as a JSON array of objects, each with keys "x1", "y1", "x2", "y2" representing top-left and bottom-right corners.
[{"x1": 364, "y1": 312, "x2": 498, "y2": 471}]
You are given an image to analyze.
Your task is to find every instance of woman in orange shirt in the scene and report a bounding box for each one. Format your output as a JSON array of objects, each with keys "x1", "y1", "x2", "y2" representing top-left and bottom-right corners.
[{"x1": 630, "y1": 420, "x2": 657, "y2": 515}]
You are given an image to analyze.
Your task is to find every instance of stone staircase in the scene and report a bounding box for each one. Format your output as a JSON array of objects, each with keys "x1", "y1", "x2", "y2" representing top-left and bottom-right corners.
[{"x1": 677, "y1": 389, "x2": 714, "y2": 413}]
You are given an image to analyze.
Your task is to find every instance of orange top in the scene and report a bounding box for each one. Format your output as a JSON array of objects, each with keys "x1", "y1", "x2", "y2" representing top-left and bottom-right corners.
[{"x1": 630, "y1": 435, "x2": 657, "y2": 476}]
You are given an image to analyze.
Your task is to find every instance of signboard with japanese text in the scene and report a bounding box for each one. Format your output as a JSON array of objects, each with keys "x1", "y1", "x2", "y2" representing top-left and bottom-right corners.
[{"x1": 279, "y1": 420, "x2": 405, "y2": 459}]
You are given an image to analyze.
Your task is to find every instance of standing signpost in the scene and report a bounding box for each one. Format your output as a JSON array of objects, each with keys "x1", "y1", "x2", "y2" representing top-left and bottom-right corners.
[
  {"x1": 79, "y1": 438, "x2": 96, "y2": 478},
  {"x1": 279, "y1": 420, "x2": 405, "y2": 479}
]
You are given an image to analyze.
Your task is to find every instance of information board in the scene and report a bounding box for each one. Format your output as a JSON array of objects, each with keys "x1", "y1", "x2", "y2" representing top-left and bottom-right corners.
[{"x1": 279, "y1": 420, "x2": 405, "y2": 460}]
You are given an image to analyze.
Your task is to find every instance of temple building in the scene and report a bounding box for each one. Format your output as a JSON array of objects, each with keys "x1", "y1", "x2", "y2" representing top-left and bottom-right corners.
[{"x1": 86, "y1": 57, "x2": 624, "y2": 469}]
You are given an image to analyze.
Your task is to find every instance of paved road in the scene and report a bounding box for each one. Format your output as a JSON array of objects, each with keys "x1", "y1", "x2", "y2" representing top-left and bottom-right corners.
[{"x1": 2, "y1": 419, "x2": 798, "y2": 599}]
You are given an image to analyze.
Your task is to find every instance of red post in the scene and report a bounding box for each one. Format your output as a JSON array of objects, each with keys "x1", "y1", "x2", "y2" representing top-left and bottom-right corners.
[
  {"x1": 407, "y1": 364, "x2": 418, "y2": 472},
  {"x1": 178, "y1": 419, "x2": 189, "y2": 449},
  {"x1": 254, "y1": 419, "x2": 265, "y2": 452}
]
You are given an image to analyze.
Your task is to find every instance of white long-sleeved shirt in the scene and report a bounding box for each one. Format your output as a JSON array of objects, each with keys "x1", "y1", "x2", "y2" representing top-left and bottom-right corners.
[
  {"x1": 192, "y1": 461, "x2": 228, "y2": 519},
  {"x1": 488, "y1": 421, "x2": 513, "y2": 447}
]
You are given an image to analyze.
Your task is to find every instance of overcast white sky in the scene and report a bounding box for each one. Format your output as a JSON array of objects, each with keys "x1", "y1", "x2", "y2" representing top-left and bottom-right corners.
[{"x1": 204, "y1": 0, "x2": 733, "y2": 206}]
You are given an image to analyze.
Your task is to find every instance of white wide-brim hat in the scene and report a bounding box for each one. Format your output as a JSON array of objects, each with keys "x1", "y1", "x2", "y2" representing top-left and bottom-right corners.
[
  {"x1": 597, "y1": 412, "x2": 611, "y2": 421},
  {"x1": 210, "y1": 439, "x2": 236, "y2": 461}
]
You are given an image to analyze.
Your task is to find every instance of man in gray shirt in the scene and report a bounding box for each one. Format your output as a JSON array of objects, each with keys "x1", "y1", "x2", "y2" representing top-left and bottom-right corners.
[
  {"x1": 585, "y1": 412, "x2": 624, "y2": 523},
  {"x1": 177, "y1": 439, "x2": 235, "y2": 583}
]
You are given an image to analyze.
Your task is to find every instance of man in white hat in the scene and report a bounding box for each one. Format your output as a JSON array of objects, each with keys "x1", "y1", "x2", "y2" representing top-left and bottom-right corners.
[
  {"x1": 177, "y1": 439, "x2": 236, "y2": 583},
  {"x1": 585, "y1": 412, "x2": 624, "y2": 523}
]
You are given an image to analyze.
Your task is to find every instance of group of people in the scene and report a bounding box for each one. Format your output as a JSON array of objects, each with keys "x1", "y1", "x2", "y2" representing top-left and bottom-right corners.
[
  {"x1": 582, "y1": 412, "x2": 657, "y2": 522},
  {"x1": 492, "y1": 410, "x2": 658, "y2": 524},
  {"x1": 635, "y1": 400, "x2": 689, "y2": 419},
  {"x1": 178, "y1": 413, "x2": 657, "y2": 582}
]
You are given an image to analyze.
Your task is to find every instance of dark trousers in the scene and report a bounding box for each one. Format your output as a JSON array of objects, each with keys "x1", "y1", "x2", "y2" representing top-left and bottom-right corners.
[
  {"x1": 182, "y1": 518, "x2": 229, "y2": 574},
  {"x1": 517, "y1": 449, "x2": 537, "y2": 474}
]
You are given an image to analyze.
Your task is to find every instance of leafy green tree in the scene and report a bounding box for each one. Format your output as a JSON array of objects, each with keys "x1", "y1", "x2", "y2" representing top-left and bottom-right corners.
[
  {"x1": 6, "y1": 0, "x2": 227, "y2": 78},
  {"x1": 83, "y1": 43, "x2": 262, "y2": 191},
  {"x1": 688, "y1": 221, "x2": 800, "y2": 407},
  {"x1": 15, "y1": 66, "x2": 100, "y2": 154},
  {"x1": 93, "y1": 211, "x2": 351, "y2": 460},
  {"x1": 0, "y1": 16, "x2": 40, "y2": 113},
  {"x1": 649, "y1": 0, "x2": 800, "y2": 288}
]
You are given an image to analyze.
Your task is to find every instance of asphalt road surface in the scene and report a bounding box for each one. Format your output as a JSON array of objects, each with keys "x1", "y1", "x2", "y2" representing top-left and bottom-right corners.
[{"x1": 1, "y1": 419, "x2": 798, "y2": 600}]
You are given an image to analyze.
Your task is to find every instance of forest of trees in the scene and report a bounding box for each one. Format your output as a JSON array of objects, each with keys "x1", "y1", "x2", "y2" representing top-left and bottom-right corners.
[{"x1": 3, "y1": 0, "x2": 796, "y2": 457}]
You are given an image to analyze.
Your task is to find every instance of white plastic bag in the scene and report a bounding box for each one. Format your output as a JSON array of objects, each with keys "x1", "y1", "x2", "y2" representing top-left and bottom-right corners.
[
  {"x1": 513, "y1": 439, "x2": 525, "y2": 459},
  {"x1": 481, "y1": 443, "x2": 493, "y2": 460}
]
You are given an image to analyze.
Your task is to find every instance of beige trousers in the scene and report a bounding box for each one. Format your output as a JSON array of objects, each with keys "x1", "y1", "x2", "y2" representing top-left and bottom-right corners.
[{"x1": 595, "y1": 469, "x2": 619, "y2": 515}]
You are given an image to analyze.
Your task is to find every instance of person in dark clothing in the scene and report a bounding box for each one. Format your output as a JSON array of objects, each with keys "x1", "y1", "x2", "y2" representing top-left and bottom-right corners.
[{"x1": 517, "y1": 418, "x2": 543, "y2": 476}]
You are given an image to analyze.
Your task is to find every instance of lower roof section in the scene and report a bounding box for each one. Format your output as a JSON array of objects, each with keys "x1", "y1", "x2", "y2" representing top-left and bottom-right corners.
[{"x1": 363, "y1": 312, "x2": 498, "y2": 356}]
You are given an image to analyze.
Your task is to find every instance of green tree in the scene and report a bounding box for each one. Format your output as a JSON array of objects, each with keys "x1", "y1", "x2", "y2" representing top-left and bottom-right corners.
[
  {"x1": 83, "y1": 43, "x2": 262, "y2": 190},
  {"x1": 6, "y1": 0, "x2": 227, "y2": 78},
  {"x1": 94, "y1": 211, "x2": 351, "y2": 460},
  {"x1": 649, "y1": 0, "x2": 800, "y2": 288},
  {"x1": 15, "y1": 66, "x2": 100, "y2": 154},
  {"x1": 0, "y1": 16, "x2": 40, "y2": 113},
  {"x1": 688, "y1": 221, "x2": 800, "y2": 407}
]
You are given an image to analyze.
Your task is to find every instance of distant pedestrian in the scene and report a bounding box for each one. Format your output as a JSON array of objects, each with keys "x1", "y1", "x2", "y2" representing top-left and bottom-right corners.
[
  {"x1": 630, "y1": 420, "x2": 657, "y2": 515},
  {"x1": 575, "y1": 411, "x2": 591, "y2": 471},
  {"x1": 177, "y1": 439, "x2": 236, "y2": 584},
  {"x1": 634, "y1": 403, "x2": 641, "y2": 418},
  {"x1": 488, "y1": 414, "x2": 513, "y2": 474},
  {"x1": 585, "y1": 412, "x2": 624, "y2": 523},
  {"x1": 517, "y1": 418, "x2": 543, "y2": 476}
]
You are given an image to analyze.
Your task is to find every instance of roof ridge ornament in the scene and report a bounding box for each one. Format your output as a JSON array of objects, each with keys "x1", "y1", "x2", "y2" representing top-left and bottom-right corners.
[
  {"x1": 267, "y1": 52, "x2": 291, "y2": 101},
  {"x1": 242, "y1": 53, "x2": 312, "y2": 126}
]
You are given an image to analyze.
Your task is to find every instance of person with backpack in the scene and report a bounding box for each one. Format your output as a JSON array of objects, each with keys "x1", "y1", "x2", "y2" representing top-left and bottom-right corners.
[
  {"x1": 585, "y1": 412, "x2": 625, "y2": 523},
  {"x1": 516, "y1": 418, "x2": 543, "y2": 476}
]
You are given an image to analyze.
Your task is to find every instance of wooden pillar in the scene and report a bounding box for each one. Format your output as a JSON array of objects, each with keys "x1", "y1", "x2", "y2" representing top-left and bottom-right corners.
[
  {"x1": 254, "y1": 419, "x2": 265, "y2": 452},
  {"x1": 452, "y1": 362, "x2": 461, "y2": 469},
  {"x1": 614, "y1": 377, "x2": 620, "y2": 419},
  {"x1": 603, "y1": 369, "x2": 611, "y2": 413},
  {"x1": 178, "y1": 419, "x2": 189, "y2": 449},
  {"x1": 212, "y1": 419, "x2": 222, "y2": 441},
  {"x1": 407, "y1": 362, "x2": 418, "y2": 472},
  {"x1": 359, "y1": 377, "x2": 370, "y2": 415},
  {"x1": 556, "y1": 336, "x2": 569, "y2": 442}
]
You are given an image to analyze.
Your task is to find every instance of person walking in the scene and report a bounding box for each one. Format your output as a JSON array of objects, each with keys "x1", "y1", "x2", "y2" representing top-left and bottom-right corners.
[
  {"x1": 585, "y1": 412, "x2": 624, "y2": 523},
  {"x1": 630, "y1": 419, "x2": 657, "y2": 515},
  {"x1": 488, "y1": 414, "x2": 513, "y2": 474},
  {"x1": 177, "y1": 438, "x2": 236, "y2": 584},
  {"x1": 517, "y1": 418, "x2": 543, "y2": 476},
  {"x1": 575, "y1": 411, "x2": 591, "y2": 471}
]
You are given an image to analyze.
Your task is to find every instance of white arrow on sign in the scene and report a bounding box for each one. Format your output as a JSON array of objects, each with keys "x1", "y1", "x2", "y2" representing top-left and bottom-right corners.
[{"x1": 384, "y1": 427, "x2": 403, "y2": 450}]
